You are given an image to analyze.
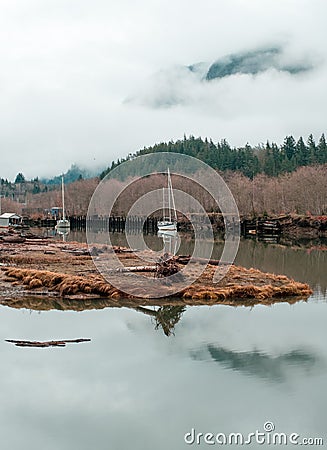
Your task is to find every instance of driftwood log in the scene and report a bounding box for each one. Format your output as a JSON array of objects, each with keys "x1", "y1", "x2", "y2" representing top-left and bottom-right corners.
[
  {"x1": 155, "y1": 253, "x2": 183, "y2": 279},
  {"x1": 6, "y1": 338, "x2": 91, "y2": 348},
  {"x1": 113, "y1": 247, "x2": 139, "y2": 254},
  {"x1": 61, "y1": 249, "x2": 90, "y2": 256},
  {"x1": 176, "y1": 255, "x2": 232, "y2": 266},
  {"x1": 1, "y1": 236, "x2": 26, "y2": 243},
  {"x1": 109, "y1": 265, "x2": 157, "y2": 273},
  {"x1": 102, "y1": 255, "x2": 228, "y2": 275}
]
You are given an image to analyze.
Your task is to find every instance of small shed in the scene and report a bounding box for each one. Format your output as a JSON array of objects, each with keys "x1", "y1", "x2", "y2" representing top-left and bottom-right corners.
[
  {"x1": 0, "y1": 213, "x2": 22, "y2": 228},
  {"x1": 50, "y1": 207, "x2": 62, "y2": 217}
]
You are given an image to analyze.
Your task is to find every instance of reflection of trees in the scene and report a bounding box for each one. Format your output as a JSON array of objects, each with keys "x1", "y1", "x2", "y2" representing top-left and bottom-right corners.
[
  {"x1": 135, "y1": 306, "x2": 186, "y2": 336},
  {"x1": 192, "y1": 345, "x2": 319, "y2": 382}
]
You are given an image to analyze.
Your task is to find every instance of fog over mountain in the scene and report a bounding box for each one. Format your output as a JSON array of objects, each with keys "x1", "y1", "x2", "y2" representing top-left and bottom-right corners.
[
  {"x1": 0, "y1": 0, "x2": 326, "y2": 180},
  {"x1": 128, "y1": 45, "x2": 315, "y2": 108}
]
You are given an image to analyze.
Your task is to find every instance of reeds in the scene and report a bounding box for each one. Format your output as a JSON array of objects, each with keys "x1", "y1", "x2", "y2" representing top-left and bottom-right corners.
[
  {"x1": 3, "y1": 264, "x2": 312, "y2": 302},
  {"x1": 4, "y1": 267, "x2": 123, "y2": 298}
]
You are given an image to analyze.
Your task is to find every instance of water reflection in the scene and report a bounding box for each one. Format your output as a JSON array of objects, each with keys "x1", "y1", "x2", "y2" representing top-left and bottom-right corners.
[
  {"x1": 0, "y1": 296, "x2": 310, "y2": 338},
  {"x1": 191, "y1": 345, "x2": 320, "y2": 383},
  {"x1": 157, "y1": 230, "x2": 180, "y2": 255},
  {"x1": 134, "y1": 306, "x2": 186, "y2": 336},
  {"x1": 55, "y1": 229, "x2": 70, "y2": 242},
  {"x1": 1, "y1": 295, "x2": 327, "y2": 449}
]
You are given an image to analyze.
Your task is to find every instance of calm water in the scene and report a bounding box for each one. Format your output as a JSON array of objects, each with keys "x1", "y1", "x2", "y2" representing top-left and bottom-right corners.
[{"x1": 1, "y1": 231, "x2": 326, "y2": 449}]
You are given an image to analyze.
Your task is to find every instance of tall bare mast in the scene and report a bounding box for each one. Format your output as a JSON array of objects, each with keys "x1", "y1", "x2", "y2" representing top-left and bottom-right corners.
[
  {"x1": 167, "y1": 168, "x2": 177, "y2": 222},
  {"x1": 167, "y1": 168, "x2": 171, "y2": 222},
  {"x1": 162, "y1": 187, "x2": 165, "y2": 220},
  {"x1": 61, "y1": 176, "x2": 65, "y2": 220}
]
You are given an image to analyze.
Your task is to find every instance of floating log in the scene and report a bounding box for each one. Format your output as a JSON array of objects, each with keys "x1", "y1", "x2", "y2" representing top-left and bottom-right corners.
[{"x1": 5, "y1": 338, "x2": 91, "y2": 348}]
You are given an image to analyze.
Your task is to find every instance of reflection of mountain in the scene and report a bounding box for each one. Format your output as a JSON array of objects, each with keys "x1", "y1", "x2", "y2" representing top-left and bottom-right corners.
[{"x1": 192, "y1": 345, "x2": 320, "y2": 382}]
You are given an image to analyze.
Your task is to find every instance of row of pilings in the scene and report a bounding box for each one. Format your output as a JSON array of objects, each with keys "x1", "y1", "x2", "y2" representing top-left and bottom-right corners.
[
  {"x1": 22, "y1": 215, "x2": 282, "y2": 237},
  {"x1": 22, "y1": 216, "x2": 159, "y2": 234},
  {"x1": 82, "y1": 216, "x2": 158, "y2": 233}
]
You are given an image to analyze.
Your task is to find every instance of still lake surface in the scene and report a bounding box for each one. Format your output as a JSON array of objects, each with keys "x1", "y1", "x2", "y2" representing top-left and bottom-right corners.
[{"x1": 1, "y1": 231, "x2": 326, "y2": 449}]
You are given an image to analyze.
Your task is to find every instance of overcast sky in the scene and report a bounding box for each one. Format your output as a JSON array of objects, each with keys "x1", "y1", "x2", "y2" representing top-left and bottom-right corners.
[{"x1": 1, "y1": 0, "x2": 327, "y2": 180}]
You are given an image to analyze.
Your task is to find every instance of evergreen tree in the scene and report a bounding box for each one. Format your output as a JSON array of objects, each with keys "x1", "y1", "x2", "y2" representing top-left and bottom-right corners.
[
  {"x1": 15, "y1": 173, "x2": 25, "y2": 183},
  {"x1": 263, "y1": 141, "x2": 275, "y2": 176},
  {"x1": 100, "y1": 133, "x2": 327, "y2": 181},
  {"x1": 32, "y1": 183, "x2": 41, "y2": 194},
  {"x1": 307, "y1": 134, "x2": 316, "y2": 164},
  {"x1": 296, "y1": 136, "x2": 309, "y2": 166},
  {"x1": 271, "y1": 143, "x2": 282, "y2": 174},
  {"x1": 283, "y1": 136, "x2": 296, "y2": 160},
  {"x1": 317, "y1": 133, "x2": 327, "y2": 164}
]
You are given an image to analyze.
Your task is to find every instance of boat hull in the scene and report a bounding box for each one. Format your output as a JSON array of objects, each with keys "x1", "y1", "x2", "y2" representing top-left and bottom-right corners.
[
  {"x1": 158, "y1": 221, "x2": 177, "y2": 232},
  {"x1": 55, "y1": 220, "x2": 70, "y2": 229},
  {"x1": 158, "y1": 230, "x2": 178, "y2": 238}
]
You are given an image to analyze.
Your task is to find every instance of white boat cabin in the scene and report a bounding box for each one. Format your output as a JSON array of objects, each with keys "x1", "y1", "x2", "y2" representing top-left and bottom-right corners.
[{"x1": 0, "y1": 213, "x2": 22, "y2": 228}]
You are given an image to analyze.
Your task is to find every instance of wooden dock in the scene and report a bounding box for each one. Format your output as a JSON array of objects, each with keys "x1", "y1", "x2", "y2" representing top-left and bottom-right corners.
[
  {"x1": 241, "y1": 218, "x2": 281, "y2": 237},
  {"x1": 21, "y1": 214, "x2": 281, "y2": 238}
]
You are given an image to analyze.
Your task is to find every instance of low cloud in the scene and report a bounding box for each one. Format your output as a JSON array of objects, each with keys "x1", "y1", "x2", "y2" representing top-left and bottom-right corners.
[{"x1": 127, "y1": 45, "x2": 316, "y2": 109}]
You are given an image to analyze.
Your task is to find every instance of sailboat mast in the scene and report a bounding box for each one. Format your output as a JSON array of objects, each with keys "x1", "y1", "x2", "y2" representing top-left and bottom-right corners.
[
  {"x1": 167, "y1": 168, "x2": 177, "y2": 222},
  {"x1": 61, "y1": 176, "x2": 65, "y2": 221},
  {"x1": 162, "y1": 187, "x2": 165, "y2": 220}
]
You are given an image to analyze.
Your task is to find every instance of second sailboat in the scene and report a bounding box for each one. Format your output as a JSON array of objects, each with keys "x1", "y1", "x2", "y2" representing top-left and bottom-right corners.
[{"x1": 158, "y1": 168, "x2": 177, "y2": 232}]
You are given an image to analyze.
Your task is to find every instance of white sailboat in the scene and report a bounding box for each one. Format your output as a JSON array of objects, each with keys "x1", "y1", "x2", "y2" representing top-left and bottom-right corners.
[
  {"x1": 158, "y1": 168, "x2": 177, "y2": 232},
  {"x1": 55, "y1": 176, "x2": 70, "y2": 230}
]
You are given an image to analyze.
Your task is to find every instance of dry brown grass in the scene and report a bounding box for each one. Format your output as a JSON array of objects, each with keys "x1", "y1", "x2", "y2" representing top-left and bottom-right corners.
[
  {"x1": 175, "y1": 263, "x2": 312, "y2": 301},
  {"x1": 181, "y1": 274, "x2": 312, "y2": 300},
  {"x1": 3, "y1": 263, "x2": 312, "y2": 302},
  {"x1": 4, "y1": 267, "x2": 124, "y2": 298}
]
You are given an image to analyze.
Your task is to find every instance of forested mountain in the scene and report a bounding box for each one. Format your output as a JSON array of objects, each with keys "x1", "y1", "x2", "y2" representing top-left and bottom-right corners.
[
  {"x1": 203, "y1": 47, "x2": 310, "y2": 81},
  {"x1": 0, "y1": 164, "x2": 100, "y2": 203},
  {"x1": 41, "y1": 163, "x2": 98, "y2": 185},
  {"x1": 100, "y1": 134, "x2": 327, "y2": 180}
]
